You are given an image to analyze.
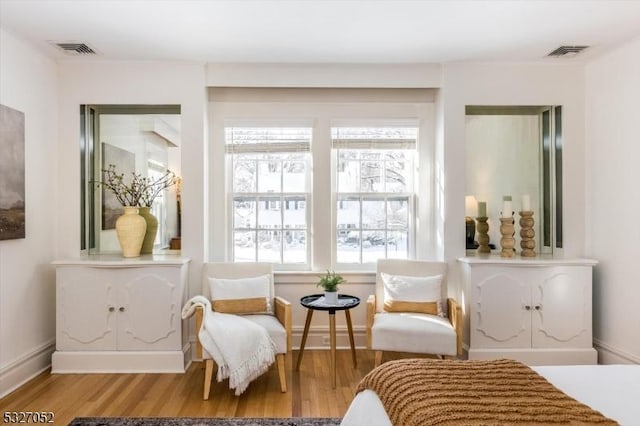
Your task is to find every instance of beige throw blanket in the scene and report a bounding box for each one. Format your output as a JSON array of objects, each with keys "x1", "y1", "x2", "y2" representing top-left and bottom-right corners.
[
  {"x1": 356, "y1": 358, "x2": 617, "y2": 425},
  {"x1": 182, "y1": 295, "x2": 276, "y2": 395}
]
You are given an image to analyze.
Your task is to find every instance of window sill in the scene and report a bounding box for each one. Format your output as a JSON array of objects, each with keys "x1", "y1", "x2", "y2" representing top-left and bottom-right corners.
[{"x1": 275, "y1": 270, "x2": 375, "y2": 284}]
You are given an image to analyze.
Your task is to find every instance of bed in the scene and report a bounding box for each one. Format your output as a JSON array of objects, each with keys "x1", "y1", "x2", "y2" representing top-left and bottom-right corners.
[{"x1": 340, "y1": 360, "x2": 640, "y2": 425}]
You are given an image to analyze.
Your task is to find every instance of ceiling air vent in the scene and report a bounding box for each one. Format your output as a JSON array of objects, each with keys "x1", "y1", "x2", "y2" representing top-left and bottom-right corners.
[
  {"x1": 546, "y1": 45, "x2": 589, "y2": 58},
  {"x1": 51, "y1": 42, "x2": 98, "y2": 56}
]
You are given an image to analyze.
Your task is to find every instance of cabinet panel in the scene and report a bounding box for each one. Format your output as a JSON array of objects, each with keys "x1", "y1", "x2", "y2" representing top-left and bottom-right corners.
[
  {"x1": 474, "y1": 271, "x2": 530, "y2": 348},
  {"x1": 57, "y1": 268, "x2": 116, "y2": 350},
  {"x1": 118, "y1": 269, "x2": 181, "y2": 350},
  {"x1": 532, "y1": 267, "x2": 592, "y2": 348}
]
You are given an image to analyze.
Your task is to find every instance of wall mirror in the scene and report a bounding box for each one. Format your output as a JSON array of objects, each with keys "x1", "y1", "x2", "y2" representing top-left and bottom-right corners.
[
  {"x1": 80, "y1": 105, "x2": 182, "y2": 254},
  {"x1": 465, "y1": 105, "x2": 563, "y2": 255}
]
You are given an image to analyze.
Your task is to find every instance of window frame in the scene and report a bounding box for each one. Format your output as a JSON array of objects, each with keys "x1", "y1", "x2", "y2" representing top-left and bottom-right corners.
[
  {"x1": 225, "y1": 127, "x2": 312, "y2": 268},
  {"x1": 208, "y1": 90, "x2": 436, "y2": 271},
  {"x1": 332, "y1": 127, "x2": 418, "y2": 269}
]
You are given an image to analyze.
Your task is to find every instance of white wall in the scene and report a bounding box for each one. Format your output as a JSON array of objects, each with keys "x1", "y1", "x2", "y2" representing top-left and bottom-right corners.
[
  {"x1": 0, "y1": 28, "x2": 58, "y2": 397},
  {"x1": 585, "y1": 36, "x2": 640, "y2": 364}
]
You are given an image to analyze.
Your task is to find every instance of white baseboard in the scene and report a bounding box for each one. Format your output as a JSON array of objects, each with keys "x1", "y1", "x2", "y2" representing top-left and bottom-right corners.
[
  {"x1": 51, "y1": 350, "x2": 187, "y2": 373},
  {"x1": 0, "y1": 339, "x2": 55, "y2": 399},
  {"x1": 594, "y1": 338, "x2": 640, "y2": 364}
]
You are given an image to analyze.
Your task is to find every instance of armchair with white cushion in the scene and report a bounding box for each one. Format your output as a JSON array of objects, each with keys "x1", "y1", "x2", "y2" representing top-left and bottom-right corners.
[
  {"x1": 195, "y1": 262, "x2": 291, "y2": 399},
  {"x1": 366, "y1": 259, "x2": 462, "y2": 367}
]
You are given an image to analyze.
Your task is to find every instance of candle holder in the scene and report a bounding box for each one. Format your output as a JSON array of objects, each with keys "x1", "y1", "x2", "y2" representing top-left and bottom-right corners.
[
  {"x1": 476, "y1": 217, "x2": 491, "y2": 254},
  {"x1": 519, "y1": 211, "x2": 536, "y2": 257},
  {"x1": 499, "y1": 216, "x2": 516, "y2": 258}
]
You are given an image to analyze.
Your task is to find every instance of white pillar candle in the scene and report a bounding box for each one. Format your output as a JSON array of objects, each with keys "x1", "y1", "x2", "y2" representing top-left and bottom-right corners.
[
  {"x1": 477, "y1": 201, "x2": 487, "y2": 217},
  {"x1": 502, "y1": 196, "x2": 512, "y2": 218},
  {"x1": 465, "y1": 195, "x2": 478, "y2": 217},
  {"x1": 522, "y1": 194, "x2": 531, "y2": 211}
]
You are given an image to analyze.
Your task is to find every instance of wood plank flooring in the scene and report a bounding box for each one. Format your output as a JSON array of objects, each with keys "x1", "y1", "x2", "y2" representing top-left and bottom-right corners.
[{"x1": 0, "y1": 350, "x2": 429, "y2": 425}]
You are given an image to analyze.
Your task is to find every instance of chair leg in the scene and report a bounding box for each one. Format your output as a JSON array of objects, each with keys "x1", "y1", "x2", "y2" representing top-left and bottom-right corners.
[
  {"x1": 203, "y1": 359, "x2": 214, "y2": 400},
  {"x1": 374, "y1": 350, "x2": 383, "y2": 368},
  {"x1": 276, "y1": 353, "x2": 287, "y2": 392}
]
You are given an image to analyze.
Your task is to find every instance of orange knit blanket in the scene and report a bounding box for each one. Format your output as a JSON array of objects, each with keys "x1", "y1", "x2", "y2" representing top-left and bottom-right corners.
[{"x1": 356, "y1": 358, "x2": 617, "y2": 425}]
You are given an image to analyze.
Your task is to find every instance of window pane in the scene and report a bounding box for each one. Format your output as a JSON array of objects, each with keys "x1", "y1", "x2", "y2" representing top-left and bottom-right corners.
[
  {"x1": 362, "y1": 151, "x2": 382, "y2": 160},
  {"x1": 338, "y1": 160, "x2": 360, "y2": 193},
  {"x1": 258, "y1": 230, "x2": 281, "y2": 262},
  {"x1": 234, "y1": 231, "x2": 256, "y2": 262},
  {"x1": 337, "y1": 231, "x2": 360, "y2": 263},
  {"x1": 233, "y1": 160, "x2": 256, "y2": 193},
  {"x1": 282, "y1": 160, "x2": 307, "y2": 192},
  {"x1": 361, "y1": 161, "x2": 382, "y2": 192},
  {"x1": 258, "y1": 197, "x2": 281, "y2": 229},
  {"x1": 283, "y1": 230, "x2": 306, "y2": 263},
  {"x1": 283, "y1": 196, "x2": 306, "y2": 229},
  {"x1": 362, "y1": 199, "x2": 385, "y2": 229},
  {"x1": 386, "y1": 160, "x2": 411, "y2": 192},
  {"x1": 387, "y1": 197, "x2": 408, "y2": 229},
  {"x1": 362, "y1": 230, "x2": 386, "y2": 263},
  {"x1": 337, "y1": 198, "x2": 360, "y2": 229},
  {"x1": 387, "y1": 231, "x2": 408, "y2": 259},
  {"x1": 257, "y1": 160, "x2": 281, "y2": 192},
  {"x1": 233, "y1": 198, "x2": 256, "y2": 229}
]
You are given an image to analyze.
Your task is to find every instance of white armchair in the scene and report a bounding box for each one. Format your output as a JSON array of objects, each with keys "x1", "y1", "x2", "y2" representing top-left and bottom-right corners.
[
  {"x1": 366, "y1": 259, "x2": 462, "y2": 367},
  {"x1": 195, "y1": 262, "x2": 291, "y2": 399}
]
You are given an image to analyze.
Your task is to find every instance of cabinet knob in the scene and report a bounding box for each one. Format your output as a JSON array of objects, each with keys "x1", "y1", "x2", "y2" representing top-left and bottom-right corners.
[
  {"x1": 534, "y1": 305, "x2": 542, "y2": 311},
  {"x1": 108, "y1": 306, "x2": 115, "y2": 312},
  {"x1": 524, "y1": 305, "x2": 531, "y2": 311},
  {"x1": 119, "y1": 307, "x2": 125, "y2": 312}
]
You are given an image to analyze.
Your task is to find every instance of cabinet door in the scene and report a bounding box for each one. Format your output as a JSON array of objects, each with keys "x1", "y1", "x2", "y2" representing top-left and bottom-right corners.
[
  {"x1": 472, "y1": 268, "x2": 532, "y2": 348},
  {"x1": 56, "y1": 268, "x2": 117, "y2": 350},
  {"x1": 116, "y1": 267, "x2": 182, "y2": 351},
  {"x1": 531, "y1": 266, "x2": 592, "y2": 348}
]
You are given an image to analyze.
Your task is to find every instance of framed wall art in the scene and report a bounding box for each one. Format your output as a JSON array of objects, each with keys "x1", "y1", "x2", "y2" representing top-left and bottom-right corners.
[{"x1": 0, "y1": 104, "x2": 26, "y2": 241}]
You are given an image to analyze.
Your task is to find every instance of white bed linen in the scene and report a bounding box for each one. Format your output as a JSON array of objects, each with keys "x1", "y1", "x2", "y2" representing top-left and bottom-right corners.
[{"x1": 340, "y1": 365, "x2": 640, "y2": 426}]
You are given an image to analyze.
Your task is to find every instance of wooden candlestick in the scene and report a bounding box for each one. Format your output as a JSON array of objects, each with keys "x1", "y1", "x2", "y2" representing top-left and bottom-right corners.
[
  {"x1": 499, "y1": 216, "x2": 516, "y2": 258},
  {"x1": 476, "y1": 217, "x2": 491, "y2": 254},
  {"x1": 519, "y1": 211, "x2": 536, "y2": 257}
]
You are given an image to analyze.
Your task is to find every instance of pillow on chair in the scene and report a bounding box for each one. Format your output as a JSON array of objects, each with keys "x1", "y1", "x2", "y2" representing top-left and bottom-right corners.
[
  {"x1": 208, "y1": 274, "x2": 273, "y2": 314},
  {"x1": 381, "y1": 272, "x2": 443, "y2": 316}
]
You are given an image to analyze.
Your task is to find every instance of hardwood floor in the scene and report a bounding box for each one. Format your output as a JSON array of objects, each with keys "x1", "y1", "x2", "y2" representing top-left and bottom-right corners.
[{"x1": 0, "y1": 350, "x2": 426, "y2": 424}]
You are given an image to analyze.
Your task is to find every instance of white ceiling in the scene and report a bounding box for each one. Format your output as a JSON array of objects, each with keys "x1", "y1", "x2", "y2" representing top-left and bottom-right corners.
[{"x1": 1, "y1": 0, "x2": 640, "y2": 63}]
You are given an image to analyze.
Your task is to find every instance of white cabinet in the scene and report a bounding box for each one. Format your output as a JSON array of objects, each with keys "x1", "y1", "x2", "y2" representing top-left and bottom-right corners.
[
  {"x1": 459, "y1": 256, "x2": 598, "y2": 365},
  {"x1": 52, "y1": 256, "x2": 190, "y2": 373}
]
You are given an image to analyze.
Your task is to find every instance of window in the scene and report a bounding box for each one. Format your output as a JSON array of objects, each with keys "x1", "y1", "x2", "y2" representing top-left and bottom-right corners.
[
  {"x1": 226, "y1": 127, "x2": 311, "y2": 264},
  {"x1": 210, "y1": 87, "x2": 435, "y2": 270},
  {"x1": 333, "y1": 127, "x2": 417, "y2": 264}
]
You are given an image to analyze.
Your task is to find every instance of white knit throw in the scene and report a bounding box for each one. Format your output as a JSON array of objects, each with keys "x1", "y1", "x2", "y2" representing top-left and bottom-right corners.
[{"x1": 182, "y1": 295, "x2": 276, "y2": 395}]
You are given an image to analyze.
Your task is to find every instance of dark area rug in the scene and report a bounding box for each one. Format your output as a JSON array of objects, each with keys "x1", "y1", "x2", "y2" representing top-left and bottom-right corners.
[{"x1": 68, "y1": 418, "x2": 342, "y2": 426}]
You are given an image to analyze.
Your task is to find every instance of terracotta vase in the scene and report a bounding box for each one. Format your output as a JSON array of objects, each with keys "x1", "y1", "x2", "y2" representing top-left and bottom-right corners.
[
  {"x1": 138, "y1": 206, "x2": 158, "y2": 254},
  {"x1": 115, "y1": 207, "x2": 147, "y2": 258}
]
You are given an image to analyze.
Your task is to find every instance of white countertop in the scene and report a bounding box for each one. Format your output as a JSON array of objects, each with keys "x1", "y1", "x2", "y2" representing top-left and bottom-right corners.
[
  {"x1": 457, "y1": 254, "x2": 597, "y2": 266},
  {"x1": 52, "y1": 254, "x2": 190, "y2": 266}
]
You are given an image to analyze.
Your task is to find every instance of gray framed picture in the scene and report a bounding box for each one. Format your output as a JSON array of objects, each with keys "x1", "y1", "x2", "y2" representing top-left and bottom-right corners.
[
  {"x1": 0, "y1": 104, "x2": 26, "y2": 241},
  {"x1": 102, "y1": 143, "x2": 135, "y2": 230}
]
